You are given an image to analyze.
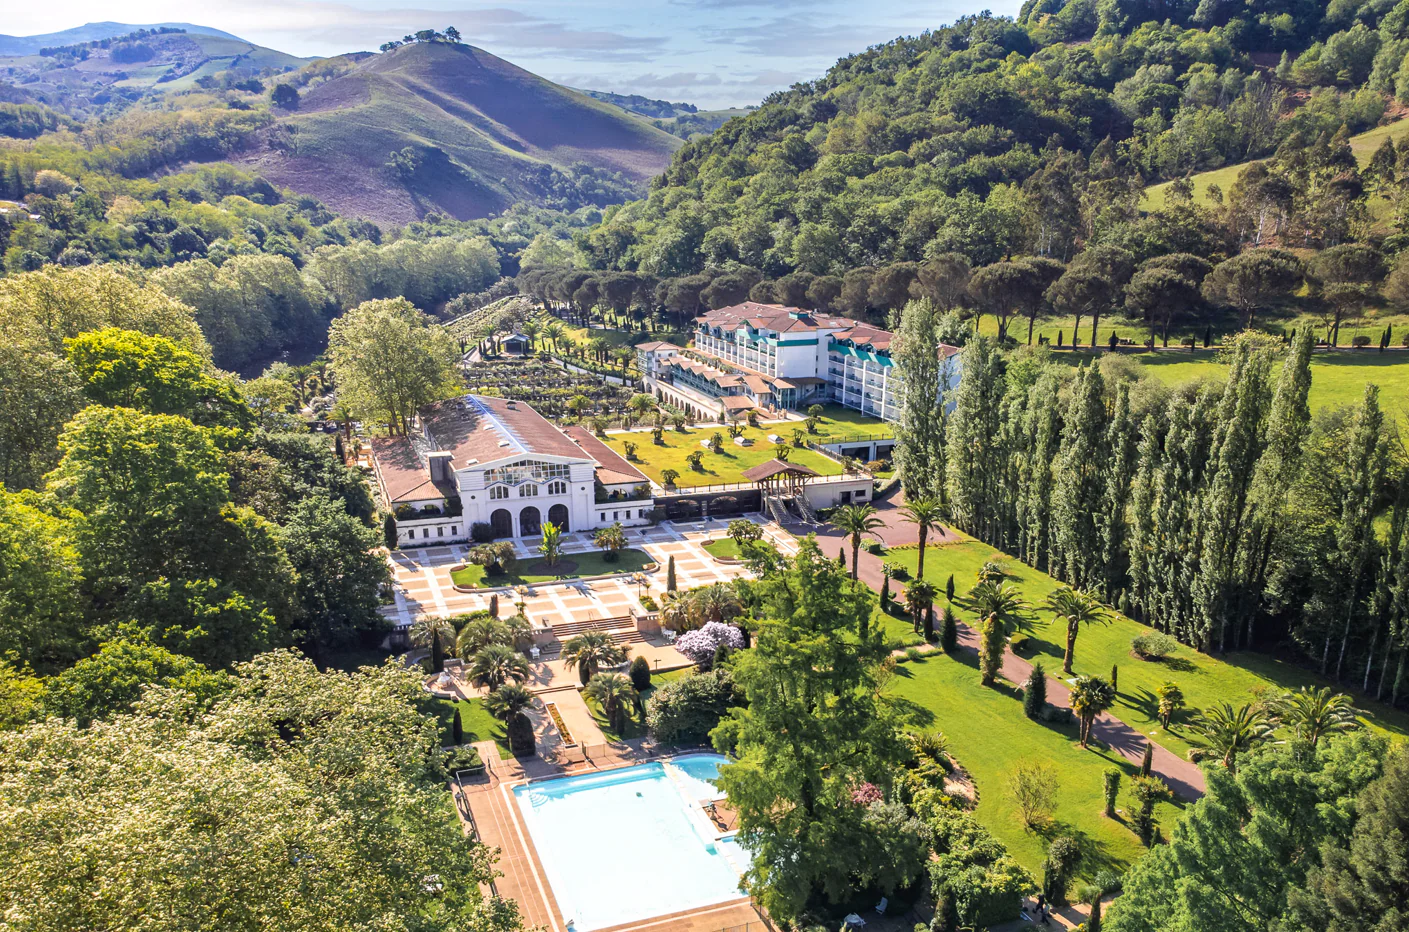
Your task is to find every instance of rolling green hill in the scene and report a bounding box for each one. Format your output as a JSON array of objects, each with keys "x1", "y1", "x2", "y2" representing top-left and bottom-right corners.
[
  {"x1": 1143, "y1": 115, "x2": 1409, "y2": 213},
  {"x1": 237, "y1": 41, "x2": 682, "y2": 224}
]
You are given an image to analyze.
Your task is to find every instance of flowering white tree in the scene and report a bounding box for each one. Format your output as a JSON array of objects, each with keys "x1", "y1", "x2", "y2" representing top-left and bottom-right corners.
[{"x1": 675, "y1": 622, "x2": 744, "y2": 667}]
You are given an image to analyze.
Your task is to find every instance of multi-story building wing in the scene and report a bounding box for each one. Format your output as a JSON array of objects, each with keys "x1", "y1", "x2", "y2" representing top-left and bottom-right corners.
[{"x1": 639, "y1": 302, "x2": 960, "y2": 423}]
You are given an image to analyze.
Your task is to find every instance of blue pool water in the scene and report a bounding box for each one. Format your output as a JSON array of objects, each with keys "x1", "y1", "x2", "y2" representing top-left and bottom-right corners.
[{"x1": 513, "y1": 754, "x2": 748, "y2": 931}]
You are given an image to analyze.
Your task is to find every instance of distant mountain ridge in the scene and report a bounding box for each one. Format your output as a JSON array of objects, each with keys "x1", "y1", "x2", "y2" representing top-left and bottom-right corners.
[
  {"x1": 0, "y1": 22, "x2": 242, "y2": 56},
  {"x1": 238, "y1": 41, "x2": 682, "y2": 224}
]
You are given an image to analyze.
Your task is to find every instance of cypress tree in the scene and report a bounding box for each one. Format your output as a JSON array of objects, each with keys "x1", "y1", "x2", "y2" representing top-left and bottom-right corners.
[
  {"x1": 1329, "y1": 385, "x2": 1385, "y2": 679},
  {"x1": 1023, "y1": 661, "x2": 1047, "y2": 718},
  {"x1": 1110, "y1": 663, "x2": 1119, "y2": 693},
  {"x1": 1126, "y1": 415, "x2": 1163, "y2": 622},
  {"x1": 1102, "y1": 767, "x2": 1120, "y2": 817},
  {"x1": 667, "y1": 555, "x2": 677, "y2": 592},
  {"x1": 1016, "y1": 372, "x2": 1060, "y2": 570},
  {"x1": 946, "y1": 574, "x2": 955, "y2": 602},
  {"x1": 940, "y1": 604, "x2": 958, "y2": 652},
  {"x1": 945, "y1": 336, "x2": 1006, "y2": 543},
  {"x1": 880, "y1": 575, "x2": 890, "y2": 610},
  {"x1": 452, "y1": 708, "x2": 463, "y2": 745},
  {"x1": 1099, "y1": 382, "x2": 1138, "y2": 597},
  {"x1": 1192, "y1": 342, "x2": 1273, "y2": 652},
  {"x1": 924, "y1": 605, "x2": 936, "y2": 642},
  {"x1": 978, "y1": 614, "x2": 1005, "y2": 687},
  {"x1": 1051, "y1": 363, "x2": 1109, "y2": 588},
  {"x1": 383, "y1": 514, "x2": 398, "y2": 550},
  {"x1": 1139, "y1": 741, "x2": 1153, "y2": 777},
  {"x1": 892, "y1": 298, "x2": 950, "y2": 502},
  {"x1": 488, "y1": 593, "x2": 499, "y2": 617},
  {"x1": 431, "y1": 629, "x2": 444, "y2": 674}
]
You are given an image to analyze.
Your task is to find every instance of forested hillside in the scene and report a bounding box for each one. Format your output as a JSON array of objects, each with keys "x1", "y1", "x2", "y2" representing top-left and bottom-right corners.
[{"x1": 557, "y1": 1, "x2": 1409, "y2": 343}]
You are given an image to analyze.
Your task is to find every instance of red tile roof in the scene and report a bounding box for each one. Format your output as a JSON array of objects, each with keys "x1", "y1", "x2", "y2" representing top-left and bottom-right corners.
[
  {"x1": 369, "y1": 437, "x2": 446, "y2": 504},
  {"x1": 635, "y1": 341, "x2": 684, "y2": 352},
  {"x1": 561, "y1": 425, "x2": 651, "y2": 486},
  {"x1": 418, "y1": 395, "x2": 584, "y2": 467}
]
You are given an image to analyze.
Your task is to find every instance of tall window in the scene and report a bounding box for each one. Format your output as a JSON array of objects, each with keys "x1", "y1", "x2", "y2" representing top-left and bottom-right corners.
[
  {"x1": 489, "y1": 485, "x2": 509, "y2": 500},
  {"x1": 547, "y1": 480, "x2": 567, "y2": 495},
  {"x1": 519, "y1": 484, "x2": 539, "y2": 497}
]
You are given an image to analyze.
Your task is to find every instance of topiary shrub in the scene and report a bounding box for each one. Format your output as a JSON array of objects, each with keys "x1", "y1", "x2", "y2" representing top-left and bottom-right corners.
[
  {"x1": 1102, "y1": 767, "x2": 1121, "y2": 817},
  {"x1": 470, "y1": 521, "x2": 495, "y2": 543},
  {"x1": 882, "y1": 560, "x2": 909, "y2": 580},
  {"x1": 629, "y1": 655, "x2": 651, "y2": 692},
  {"x1": 940, "y1": 605, "x2": 958, "y2": 653},
  {"x1": 1131, "y1": 632, "x2": 1178, "y2": 660},
  {"x1": 507, "y1": 711, "x2": 536, "y2": 757},
  {"x1": 382, "y1": 514, "x2": 398, "y2": 549}
]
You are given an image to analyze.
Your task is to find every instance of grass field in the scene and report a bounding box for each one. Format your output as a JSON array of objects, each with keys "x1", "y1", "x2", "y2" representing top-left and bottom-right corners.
[
  {"x1": 1120, "y1": 351, "x2": 1409, "y2": 424},
  {"x1": 433, "y1": 697, "x2": 513, "y2": 759},
  {"x1": 891, "y1": 650, "x2": 1176, "y2": 880},
  {"x1": 1143, "y1": 115, "x2": 1409, "y2": 213},
  {"x1": 884, "y1": 538, "x2": 1409, "y2": 758},
  {"x1": 602, "y1": 425, "x2": 842, "y2": 487},
  {"x1": 449, "y1": 549, "x2": 653, "y2": 588}
]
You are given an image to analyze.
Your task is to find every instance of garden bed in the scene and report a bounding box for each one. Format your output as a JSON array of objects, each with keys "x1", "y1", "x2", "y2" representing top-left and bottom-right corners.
[
  {"x1": 602, "y1": 425, "x2": 842, "y2": 486},
  {"x1": 449, "y1": 548, "x2": 655, "y2": 589}
]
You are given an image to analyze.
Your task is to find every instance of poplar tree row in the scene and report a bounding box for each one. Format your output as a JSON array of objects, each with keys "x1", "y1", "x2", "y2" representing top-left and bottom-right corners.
[{"x1": 895, "y1": 310, "x2": 1409, "y2": 706}]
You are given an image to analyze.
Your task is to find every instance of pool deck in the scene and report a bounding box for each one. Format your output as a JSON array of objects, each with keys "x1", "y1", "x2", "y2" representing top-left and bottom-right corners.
[{"x1": 455, "y1": 751, "x2": 769, "y2": 932}]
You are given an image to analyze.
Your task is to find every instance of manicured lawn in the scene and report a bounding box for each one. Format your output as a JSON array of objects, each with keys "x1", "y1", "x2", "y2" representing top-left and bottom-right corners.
[
  {"x1": 701, "y1": 537, "x2": 782, "y2": 562},
  {"x1": 887, "y1": 538, "x2": 1409, "y2": 757},
  {"x1": 891, "y1": 650, "x2": 1176, "y2": 880},
  {"x1": 602, "y1": 425, "x2": 842, "y2": 487},
  {"x1": 770, "y1": 404, "x2": 894, "y2": 443},
  {"x1": 433, "y1": 697, "x2": 513, "y2": 759},
  {"x1": 450, "y1": 548, "x2": 654, "y2": 588}
]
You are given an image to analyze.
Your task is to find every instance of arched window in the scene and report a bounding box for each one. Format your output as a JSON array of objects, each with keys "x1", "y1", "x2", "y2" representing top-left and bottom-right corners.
[
  {"x1": 488, "y1": 485, "x2": 509, "y2": 500},
  {"x1": 519, "y1": 484, "x2": 539, "y2": 497},
  {"x1": 547, "y1": 480, "x2": 567, "y2": 495}
]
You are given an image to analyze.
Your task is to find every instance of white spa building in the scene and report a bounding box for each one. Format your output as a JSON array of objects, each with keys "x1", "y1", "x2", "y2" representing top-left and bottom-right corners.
[{"x1": 369, "y1": 394, "x2": 652, "y2": 547}]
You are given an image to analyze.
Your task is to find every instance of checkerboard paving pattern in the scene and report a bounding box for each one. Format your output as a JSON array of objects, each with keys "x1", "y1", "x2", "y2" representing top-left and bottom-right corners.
[{"x1": 381, "y1": 516, "x2": 799, "y2": 629}]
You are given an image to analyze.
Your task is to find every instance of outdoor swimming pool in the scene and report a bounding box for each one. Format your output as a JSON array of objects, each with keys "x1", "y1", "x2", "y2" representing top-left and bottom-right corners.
[{"x1": 512, "y1": 754, "x2": 748, "y2": 931}]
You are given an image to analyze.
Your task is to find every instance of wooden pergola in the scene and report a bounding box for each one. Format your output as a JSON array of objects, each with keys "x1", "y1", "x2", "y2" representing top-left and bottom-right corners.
[{"x1": 741, "y1": 459, "x2": 819, "y2": 497}]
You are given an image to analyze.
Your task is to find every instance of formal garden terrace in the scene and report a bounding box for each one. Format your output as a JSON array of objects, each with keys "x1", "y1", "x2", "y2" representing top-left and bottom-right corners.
[{"x1": 599, "y1": 423, "x2": 846, "y2": 488}]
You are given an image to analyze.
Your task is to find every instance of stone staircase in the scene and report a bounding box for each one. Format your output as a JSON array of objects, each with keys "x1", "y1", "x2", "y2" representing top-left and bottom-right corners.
[
  {"x1": 765, "y1": 495, "x2": 794, "y2": 525},
  {"x1": 548, "y1": 614, "x2": 645, "y2": 649}
]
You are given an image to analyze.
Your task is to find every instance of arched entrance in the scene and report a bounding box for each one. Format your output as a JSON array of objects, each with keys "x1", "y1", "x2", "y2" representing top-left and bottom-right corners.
[
  {"x1": 548, "y1": 503, "x2": 569, "y2": 532},
  {"x1": 490, "y1": 509, "x2": 513, "y2": 539},
  {"x1": 519, "y1": 506, "x2": 542, "y2": 537},
  {"x1": 666, "y1": 498, "x2": 701, "y2": 520}
]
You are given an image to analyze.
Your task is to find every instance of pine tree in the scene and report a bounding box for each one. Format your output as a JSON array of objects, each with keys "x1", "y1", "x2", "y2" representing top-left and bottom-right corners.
[
  {"x1": 892, "y1": 299, "x2": 950, "y2": 502},
  {"x1": 1050, "y1": 363, "x2": 1109, "y2": 588}
]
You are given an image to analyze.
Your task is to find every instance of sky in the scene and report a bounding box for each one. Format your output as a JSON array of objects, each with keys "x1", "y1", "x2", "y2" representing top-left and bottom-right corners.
[{"x1": 1, "y1": 0, "x2": 1020, "y2": 109}]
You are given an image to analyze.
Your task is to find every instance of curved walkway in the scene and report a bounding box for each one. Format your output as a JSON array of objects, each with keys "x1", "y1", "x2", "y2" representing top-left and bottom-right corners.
[{"x1": 805, "y1": 522, "x2": 1206, "y2": 799}]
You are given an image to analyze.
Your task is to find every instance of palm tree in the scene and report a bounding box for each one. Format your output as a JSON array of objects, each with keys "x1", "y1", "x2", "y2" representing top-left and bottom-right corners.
[
  {"x1": 831, "y1": 504, "x2": 884, "y2": 580},
  {"x1": 629, "y1": 393, "x2": 656, "y2": 418},
  {"x1": 538, "y1": 521, "x2": 563, "y2": 566},
  {"x1": 543, "y1": 320, "x2": 565, "y2": 352},
  {"x1": 612, "y1": 345, "x2": 635, "y2": 376},
  {"x1": 485, "y1": 683, "x2": 534, "y2": 719},
  {"x1": 896, "y1": 499, "x2": 941, "y2": 578},
  {"x1": 660, "y1": 590, "x2": 698, "y2": 633},
  {"x1": 468, "y1": 643, "x2": 532, "y2": 690},
  {"x1": 905, "y1": 579, "x2": 937, "y2": 636},
  {"x1": 1156, "y1": 681, "x2": 1185, "y2": 728},
  {"x1": 501, "y1": 612, "x2": 534, "y2": 651},
  {"x1": 1278, "y1": 686, "x2": 1358, "y2": 747},
  {"x1": 561, "y1": 630, "x2": 627, "y2": 685},
  {"x1": 455, "y1": 617, "x2": 510, "y2": 658},
  {"x1": 594, "y1": 522, "x2": 628, "y2": 561},
  {"x1": 409, "y1": 616, "x2": 454, "y2": 652},
  {"x1": 585, "y1": 672, "x2": 636, "y2": 733},
  {"x1": 1070, "y1": 675, "x2": 1115, "y2": 747},
  {"x1": 519, "y1": 319, "x2": 540, "y2": 350},
  {"x1": 1195, "y1": 702, "x2": 1275, "y2": 771},
  {"x1": 969, "y1": 580, "x2": 1026, "y2": 631},
  {"x1": 694, "y1": 582, "x2": 743, "y2": 624},
  {"x1": 566, "y1": 394, "x2": 591, "y2": 420},
  {"x1": 1045, "y1": 587, "x2": 1111, "y2": 675}
]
